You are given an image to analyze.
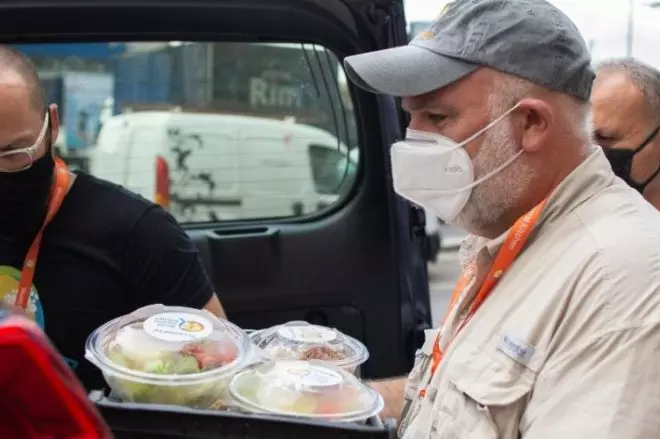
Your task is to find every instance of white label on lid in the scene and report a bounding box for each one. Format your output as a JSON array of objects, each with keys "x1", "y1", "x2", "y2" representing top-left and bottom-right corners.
[
  {"x1": 143, "y1": 312, "x2": 213, "y2": 342},
  {"x1": 277, "y1": 325, "x2": 337, "y2": 343},
  {"x1": 283, "y1": 364, "x2": 343, "y2": 388}
]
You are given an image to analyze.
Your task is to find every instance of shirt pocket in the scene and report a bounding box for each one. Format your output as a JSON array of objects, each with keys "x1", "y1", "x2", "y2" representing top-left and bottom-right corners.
[{"x1": 431, "y1": 335, "x2": 536, "y2": 439}]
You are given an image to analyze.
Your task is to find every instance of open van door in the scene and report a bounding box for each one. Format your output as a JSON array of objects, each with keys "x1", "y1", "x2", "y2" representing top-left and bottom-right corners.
[{"x1": 2, "y1": 0, "x2": 432, "y2": 379}]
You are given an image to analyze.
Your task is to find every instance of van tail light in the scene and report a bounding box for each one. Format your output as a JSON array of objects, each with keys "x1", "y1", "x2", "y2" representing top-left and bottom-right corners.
[
  {"x1": 0, "y1": 312, "x2": 113, "y2": 439},
  {"x1": 155, "y1": 156, "x2": 170, "y2": 208}
]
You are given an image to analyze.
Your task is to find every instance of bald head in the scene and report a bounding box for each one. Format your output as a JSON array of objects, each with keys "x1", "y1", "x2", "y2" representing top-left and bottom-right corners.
[
  {"x1": 592, "y1": 58, "x2": 660, "y2": 206},
  {"x1": 592, "y1": 58, "x2": 660, "y2": 150},
  {"x1": 595, "y1": 59, "x2": 660, "y2": 128},
  {"x1": 0, "y1": 46, "x2": 60, "y2": 173},
  {"x1": 0, "y1": 45, "x2": 47, "y2": 116}
]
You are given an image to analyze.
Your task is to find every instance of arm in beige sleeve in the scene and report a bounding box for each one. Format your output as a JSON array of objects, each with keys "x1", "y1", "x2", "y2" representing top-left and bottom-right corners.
[
  {"x1": 367, "y1": 377, "x2": 408, "y2": 420},
  {"x1": 523, "y1": 325, "x2": 660, "y2": 439}
]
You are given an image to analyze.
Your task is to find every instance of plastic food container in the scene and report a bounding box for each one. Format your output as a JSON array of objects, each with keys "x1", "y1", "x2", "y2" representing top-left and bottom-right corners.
[
  {"x1": 228, "y1": 360, "x2": 383, "y2": 423},
  {"x1": 85, "y1": 304, "x2": 251, "y2": 408},
  {"x1": 249, "y1": 321, "x2": 368, "y2": 375}
]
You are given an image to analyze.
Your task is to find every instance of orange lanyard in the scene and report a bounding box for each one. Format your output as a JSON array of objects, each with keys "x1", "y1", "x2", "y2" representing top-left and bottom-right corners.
[
  {"x1": 419, "y1": 198, "x2": 548, "y2": 398},
  {"x1": 14, "y1": 158, "x2": 70, "y2": 310}
]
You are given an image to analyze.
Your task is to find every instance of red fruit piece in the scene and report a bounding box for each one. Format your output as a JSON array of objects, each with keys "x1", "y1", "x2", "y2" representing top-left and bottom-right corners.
[
  {"x1": 181, "y1": 339, "x2": 238, "y2": 369},
  {"x1": 314, "y1": 393, "x2": 344, "y2": 415},
  {"x1": 315, "y1": 399, "x2": 339, "y2": 414}
]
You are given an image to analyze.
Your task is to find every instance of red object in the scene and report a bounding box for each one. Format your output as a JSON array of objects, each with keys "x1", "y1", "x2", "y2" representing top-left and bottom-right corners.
[
  {"x1": 15, "y1": 158, "x2": 70, "y2": 310},
  {"x1": 155, "y1": 156, "x2": 170, "y2": 208},
  {"x1": 181, "y1": 339, "x2": 239, "y2": 370},
  {"x1": 0, "y1": 312, "x2": 113, "y2": 439}
]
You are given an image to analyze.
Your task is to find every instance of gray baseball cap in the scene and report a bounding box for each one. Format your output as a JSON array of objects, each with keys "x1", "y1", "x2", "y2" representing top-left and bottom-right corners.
[{"x1": 344, "y1": 0, "x2": 594, "y2": 100}]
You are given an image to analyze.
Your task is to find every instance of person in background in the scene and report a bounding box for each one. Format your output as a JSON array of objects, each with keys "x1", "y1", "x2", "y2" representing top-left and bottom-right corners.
[
  {"x1": 592, "y1": 58, "x2": 660, "y2": 208},
  {"x1": 0, "y1": 45, "x2": 226, "y2": 391},
  {"x1": 344, "y1": 0, "x2": 660, "y2": 437}
]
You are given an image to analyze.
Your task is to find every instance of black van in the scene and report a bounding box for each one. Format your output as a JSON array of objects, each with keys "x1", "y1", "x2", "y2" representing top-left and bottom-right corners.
[{"x1": 0, "y1": 0, "x2": 432, "y2": 397}]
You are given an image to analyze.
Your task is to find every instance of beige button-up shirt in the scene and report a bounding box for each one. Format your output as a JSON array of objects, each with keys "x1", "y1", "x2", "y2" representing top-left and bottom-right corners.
[{"x1": 399, "y1": 149, "x2": 660, "y2": 438}]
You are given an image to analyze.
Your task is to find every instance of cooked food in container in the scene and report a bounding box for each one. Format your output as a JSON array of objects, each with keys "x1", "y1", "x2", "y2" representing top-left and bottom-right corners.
[
  {"x1": 85, "y1": 304, "x2": 251, "y2": 408},
  {"x1": 228, "y1": 360, "x2": 383, "y2": 422},
  {"x1": 249, "y1": 321, "x2": 368, "y2": 374}
]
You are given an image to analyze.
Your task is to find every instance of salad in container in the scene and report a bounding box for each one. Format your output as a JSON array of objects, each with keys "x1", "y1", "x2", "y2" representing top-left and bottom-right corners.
[
  {"x1": 249, "y1": 321, "x2": 368, "y2": 374},
  {"x1": 228, "y1": 360, "x2": 383, "y2": 423},
  {"x1": 85, "y1": 304, "x2": 251, "y2": 408}
]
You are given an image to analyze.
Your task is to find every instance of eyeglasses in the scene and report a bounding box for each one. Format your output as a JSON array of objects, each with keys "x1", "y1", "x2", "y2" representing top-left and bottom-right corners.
[{"x1": 0, "y1": 114, "x2": 50, "y2": 173}]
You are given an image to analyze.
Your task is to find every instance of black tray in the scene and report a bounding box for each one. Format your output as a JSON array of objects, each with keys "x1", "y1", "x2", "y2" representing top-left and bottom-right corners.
[{"x1": 90, "y1": 390, "x2": 397, "y2": 439}]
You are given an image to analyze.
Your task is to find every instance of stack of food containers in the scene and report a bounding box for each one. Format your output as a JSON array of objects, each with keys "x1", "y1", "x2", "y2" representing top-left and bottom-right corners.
[
  {"x1": 229, "y1": 360, "x2": 383, "y2": 422},
  {"x1": 85, "y1": 307, "x2": 383, "y2": 424},
  {"x1": 85, "y1": 305, "x2": 251, "y2": 408}
]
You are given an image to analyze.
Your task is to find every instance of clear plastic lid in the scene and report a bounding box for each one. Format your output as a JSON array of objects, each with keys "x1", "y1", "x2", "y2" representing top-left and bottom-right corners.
[
  {"x1": 85, "y1": 304, "x2": 251, "y2": 385},
  {"x1": 228, "y1": 360, "x2": 383, "y2": 422},
  {"x1": 249, "y1": 321, "x2": 368, "y2": 370}
]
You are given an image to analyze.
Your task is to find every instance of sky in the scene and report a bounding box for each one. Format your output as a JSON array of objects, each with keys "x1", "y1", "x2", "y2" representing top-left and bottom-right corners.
[{"x1": 404, "y1": 0, "x2": 660, "y2": 70}]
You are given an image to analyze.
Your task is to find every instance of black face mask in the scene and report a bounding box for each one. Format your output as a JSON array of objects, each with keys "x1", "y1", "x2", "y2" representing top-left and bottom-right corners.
[
  {"x1": 0, "y1": 146, "x2": 55, "y2": 242},
  {"x1": 603, "y1": 126, "x2": 660, "y2": 194}
]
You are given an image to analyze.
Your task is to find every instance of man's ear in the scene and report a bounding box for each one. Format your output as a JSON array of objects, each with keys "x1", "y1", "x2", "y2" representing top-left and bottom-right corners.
[
  {"x1": 48, "y1": 103, "x2": 60, "y2": 146},
  {"x1": 515, "y1": 98, "x2": 553, "y2": 153}
]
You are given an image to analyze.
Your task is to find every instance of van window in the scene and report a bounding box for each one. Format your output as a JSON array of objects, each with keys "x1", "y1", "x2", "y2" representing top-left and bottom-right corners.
[{"x1": 21, "y1": 41, "x2": 358, "y2": 223}]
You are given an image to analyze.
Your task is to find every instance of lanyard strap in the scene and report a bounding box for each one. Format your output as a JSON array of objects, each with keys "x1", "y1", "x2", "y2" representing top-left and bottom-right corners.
[
  {"x1": 420, "y1": 198, "x2": 548, "y2": 397},
  {"x1": 14, "y1": 158, "x2": 70, "y2": 310}
]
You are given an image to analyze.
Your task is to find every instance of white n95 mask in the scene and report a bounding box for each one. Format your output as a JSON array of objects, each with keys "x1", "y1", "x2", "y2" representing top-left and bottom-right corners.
[{"x1": 390, "y1": 104, "x2": 522, "y2": 222}]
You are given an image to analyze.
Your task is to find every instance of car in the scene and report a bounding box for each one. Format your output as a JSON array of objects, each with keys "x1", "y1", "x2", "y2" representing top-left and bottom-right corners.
[{"x1": 3, "y1": 0, "x2": 432, "y2": 380}]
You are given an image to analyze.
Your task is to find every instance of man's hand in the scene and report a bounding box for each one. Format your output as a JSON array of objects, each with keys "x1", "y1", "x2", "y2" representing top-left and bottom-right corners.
[{"x1": 368, "y1": 377, "x2": 408, "y2": 421}]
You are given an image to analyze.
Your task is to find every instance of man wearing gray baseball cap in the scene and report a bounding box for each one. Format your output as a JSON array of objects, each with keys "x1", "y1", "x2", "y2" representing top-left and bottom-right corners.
[{"x1": 346, "y1": 0, "x2": 660, "y2": 438}]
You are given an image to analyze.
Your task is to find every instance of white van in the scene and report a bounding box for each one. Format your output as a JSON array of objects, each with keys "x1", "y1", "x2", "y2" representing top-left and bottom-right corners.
[{"x1": 89, "y1": 111, "x2": 354, "y2": 223}]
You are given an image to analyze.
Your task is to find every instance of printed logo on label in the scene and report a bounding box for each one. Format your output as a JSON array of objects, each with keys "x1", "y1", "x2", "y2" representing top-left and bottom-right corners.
[
  {"x1": 143, "y1": 312, "x2": 213, "y2": 342},
  {"x1": 277, "y1": 325, "x2": 337, "y2": 343},
  {"x1": 284, "y1": 364, "x2": 343, "y2": 388},
  {"x1": 498, "y1": 333, "x2": 535, "y2": 366}
]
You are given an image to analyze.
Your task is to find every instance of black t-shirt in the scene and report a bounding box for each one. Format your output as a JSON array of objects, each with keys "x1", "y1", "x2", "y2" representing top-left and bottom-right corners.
[{"x1": 0, "y1": 172, "x2": 214, "y2": 391}]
